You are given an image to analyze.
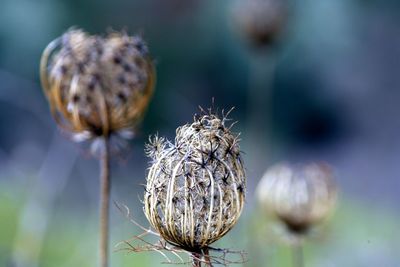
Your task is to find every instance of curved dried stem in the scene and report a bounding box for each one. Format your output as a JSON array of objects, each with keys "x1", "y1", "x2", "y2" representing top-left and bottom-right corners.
[
  {"x1": 40, "y1": 37, "x2": 61, "y2": 94},
  {"x1": 114, "y1": 201, "x2": 160, "y2": 237}
]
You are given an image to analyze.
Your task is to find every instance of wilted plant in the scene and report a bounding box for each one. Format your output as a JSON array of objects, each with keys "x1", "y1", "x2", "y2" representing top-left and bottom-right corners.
[
  {"x1": 40, "y1": 28, "x2": 155, "y2": 267},
  {"x1": 118, "y1": 108, "x2": 246, "y2": 266},
  {"x1": 256, "y1": 162, "x2": 337, "y2": 267}
]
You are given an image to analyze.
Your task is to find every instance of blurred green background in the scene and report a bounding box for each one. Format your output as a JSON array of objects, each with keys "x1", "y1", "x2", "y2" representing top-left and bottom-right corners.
[{"x1": 1, "y1": 0, "x2": 400, "y2": 266}]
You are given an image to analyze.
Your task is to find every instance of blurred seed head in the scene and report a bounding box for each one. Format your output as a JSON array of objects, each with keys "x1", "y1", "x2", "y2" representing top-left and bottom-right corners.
[
  {"x1": 40, "y1": 29, "x2": 155, "y2": 141},
  {"x1": 232, "y1": 0, "x2": 288, "y2": 49},
  {"x1": 144, "y1": 110, "x2": 246, "y2": 250},
  {"x1": 257, "y1": 163, "x2": 337, "y2": 239}
]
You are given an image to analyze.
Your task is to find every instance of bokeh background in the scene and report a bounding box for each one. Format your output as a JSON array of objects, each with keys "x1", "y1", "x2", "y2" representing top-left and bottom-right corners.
[{"x1": 1, "y1": 0, "x2": 400, "y2": 266}]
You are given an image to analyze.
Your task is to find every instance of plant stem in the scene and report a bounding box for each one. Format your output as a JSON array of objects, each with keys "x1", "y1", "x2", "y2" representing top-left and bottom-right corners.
[
  {"x1": 100, "y1": 137, "x2": 110, "y2": 267},
  {"x1": 245, "y1": 52, "x2": 277, "y2": 183},
  {"x1": 291, "y1": 244, "x2": 304, "y2": 267},
  {"x1": 203, "y1": 247, "x2": 213, "y2": 267},
  {"x1": 192, "y1": 252, "x2": 202, "y2": 267}
]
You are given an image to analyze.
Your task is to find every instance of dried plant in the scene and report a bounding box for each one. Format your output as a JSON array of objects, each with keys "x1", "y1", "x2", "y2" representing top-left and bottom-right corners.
[
  {"x1": 256, "y1": 162, "x2": 337, "y2": 267},
  {"x1": 232, "y1": 0, "x2": 288, "y2": 49},
  {"x1": 115, "y1": 202, "x2": 247, "y2": 267},
  {"x1": 119, "y1": 108, "x2": 247, "y2": 266},
  {"x1": 40, "y1": 29, "x2": 155, "y2": 141},
  {"x1": 40, "y1": 28, "x2": 155, "y2": 267}
]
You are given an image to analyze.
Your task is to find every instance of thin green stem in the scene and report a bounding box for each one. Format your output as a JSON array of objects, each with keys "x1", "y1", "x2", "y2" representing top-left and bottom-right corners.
[
  {"x1": 291, "y1": 244, "x2": 304, "y2": 267},
  {"x1": 99, "y1": 137, "x2": 110, "y2": 267}
]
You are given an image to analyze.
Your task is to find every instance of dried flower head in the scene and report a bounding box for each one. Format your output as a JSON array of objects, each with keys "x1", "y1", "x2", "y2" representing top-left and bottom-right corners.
[
  {"x1": 40, "y1": 29, "x2": 155, "y2": 140},
  {"x1": 232, "y1": 0, "x2": 288, "y2": 48},
  {"x1": 257, "y1": 163, "x2": 337, "y2": 237},
  {"x1": 144, "y1": 110, "x2": 246, "y2": 252}
]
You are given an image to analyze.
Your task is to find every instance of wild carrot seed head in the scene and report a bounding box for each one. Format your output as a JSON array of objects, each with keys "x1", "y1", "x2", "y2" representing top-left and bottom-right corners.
[
  {"x1": 144, "y1": 111, "x2": 246, "y2": 250},
  {"x1": 257, "y1": 163, "x2": 337, "y2": 236},
  {"x1": 40, "y1": 29, "x2": 155, "y2": 140},
  {"x1": 232, "y1": 0, "x2": 288, "y2": 48}
]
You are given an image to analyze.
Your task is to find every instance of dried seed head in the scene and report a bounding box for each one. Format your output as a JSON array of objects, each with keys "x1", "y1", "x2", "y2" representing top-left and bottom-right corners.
[
  {"x1": 257, "y1": 163, "x2": 337, "y2": 236},
  {"x1": 40, "y1": 29, "x2": 155, "y2": 140},
  {"x1": 144, "y1": 111, "x2": 246, "y2": 250},
  {"x1": 232, "y1": 0, "x2": 288, "y2": 48}
]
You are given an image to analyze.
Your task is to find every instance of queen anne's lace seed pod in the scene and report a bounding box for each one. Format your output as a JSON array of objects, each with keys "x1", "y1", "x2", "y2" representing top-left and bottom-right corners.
[
  {"x1": 232, "y1": 0, "x2": 288, "y2": 48},
  {"x1": 144, "y1": 112, "x2": 246, "y2": 250},
  {"x1": 257, "y1": 163, "x2": 337, "y2": 235},
  {"x1": 40, "y1": 29, "x2": 155, "y2": 140}
]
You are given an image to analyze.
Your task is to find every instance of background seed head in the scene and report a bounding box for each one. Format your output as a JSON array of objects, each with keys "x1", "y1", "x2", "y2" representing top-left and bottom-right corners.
[
  {"x1": 257, "y1": 163, "x2": 337, "y2": 235},
  {"x1": 40, "y1": 29, "x2": 155, "y2": 140},
  {"x1": 144, "y1": 112, "x2": 246, "y2": 250},
  {"x1": 232, "y1": 0, "x2": 288, "y2": 49}
]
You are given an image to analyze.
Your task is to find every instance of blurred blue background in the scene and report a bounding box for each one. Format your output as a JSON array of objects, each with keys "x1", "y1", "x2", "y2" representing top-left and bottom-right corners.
[{"x1": 1, "y1": 0, "x2": 400, "y2": 266}]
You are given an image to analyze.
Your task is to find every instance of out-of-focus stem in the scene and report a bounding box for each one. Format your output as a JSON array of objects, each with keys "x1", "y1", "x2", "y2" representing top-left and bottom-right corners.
[
  {"x1": 245, "y1": 52, "x2": 277, "y2": 267},
  {"x1": 245, "y1": 52, "x2": 277, "y2": 181},
  {"x1": 99, "y1": 137, "x2": 110, "y2": 267},
  {"x1": 11, "y1": 133, "x2": 77, "y2": 267},
  {"x1": 292, "y1": 243, "x2": 304, "y2": 267}
]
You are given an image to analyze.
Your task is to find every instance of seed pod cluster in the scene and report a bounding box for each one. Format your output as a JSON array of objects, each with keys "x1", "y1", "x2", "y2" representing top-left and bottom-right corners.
[
  {"x1": 144, "y1": 112, "x2": 246, "y2": 250},
  {"x1": 40, "y1": 29, "x2": 155, "y2": 140},
  {"x1": 232, "y1": 0, "x2": 288, "y2": 48},
  {"x1": 257, "y1": 163, "x2": 337, "y2": 235}
]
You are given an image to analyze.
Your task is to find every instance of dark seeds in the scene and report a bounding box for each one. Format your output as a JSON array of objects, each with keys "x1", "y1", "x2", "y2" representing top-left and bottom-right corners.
[
  {"x1": 113, "y1": 56, "x2": 122, "y2": 65},
  {"x1": 72, "y1": 94, "x2": 80, "y2": 103},
  {"x1": 117, "y1": 92, "x2": 127, "y2": 102}
]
